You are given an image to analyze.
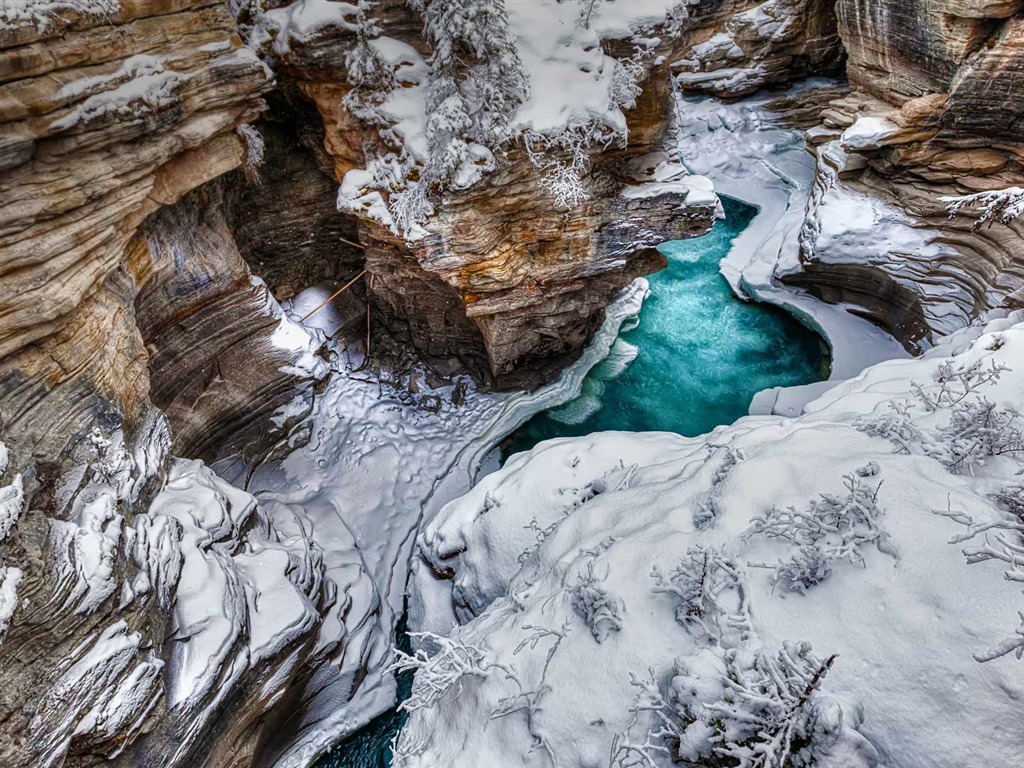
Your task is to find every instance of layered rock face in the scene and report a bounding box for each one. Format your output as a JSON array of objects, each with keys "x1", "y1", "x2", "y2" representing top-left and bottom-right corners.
[
  {"x1": 674, "y1": 0, "x2": 845, "y2": 98},
  {"x1": 254, "y1": 0, "x2": 733, "y2": 388},
  {"x1": 0, "y1": 3, "x2": 336, "y2": 766},
  {"x1": 779, "y1": 0, "x2": 1024, "y2": 350}
]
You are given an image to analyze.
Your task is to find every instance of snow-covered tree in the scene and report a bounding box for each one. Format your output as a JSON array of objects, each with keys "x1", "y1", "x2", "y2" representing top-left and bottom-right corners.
[
  {"x1": 343, "y1": 2, "x2": 397, "y2": 125},
  {"x1": 672, "y1": 643, "x2": 846, "y2": 768},
  {"x1": 388, "y1": 632, "x2": 499, "y2": 712},
  {"x1": 410, "y1": 0, "x2": 529, "y2": 196}
]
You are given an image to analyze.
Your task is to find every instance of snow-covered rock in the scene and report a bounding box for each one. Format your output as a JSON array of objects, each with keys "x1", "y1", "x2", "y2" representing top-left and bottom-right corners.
[{"x1": 403, "y1": 313, "x2": 1024, "y2": 767}]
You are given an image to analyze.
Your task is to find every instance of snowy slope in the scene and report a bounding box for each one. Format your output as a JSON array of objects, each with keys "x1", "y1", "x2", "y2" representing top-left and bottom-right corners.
[{"x1": 400, "y1": 311, "x2": 1024, "y2": 767}]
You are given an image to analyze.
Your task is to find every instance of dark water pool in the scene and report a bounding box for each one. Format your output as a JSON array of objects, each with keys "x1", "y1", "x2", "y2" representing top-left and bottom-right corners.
[{"x1": 312, "y1": 618, "x2": 413, "y2": 768}]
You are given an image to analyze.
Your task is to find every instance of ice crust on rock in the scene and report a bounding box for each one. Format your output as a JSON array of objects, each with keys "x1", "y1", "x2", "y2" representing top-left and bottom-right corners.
[
  {"x1": 246, "y1": 280, "x2": 651, "y2": 768},
  {"x1": 403, "y1": 313, "x2": 1024, "y2": 767}
]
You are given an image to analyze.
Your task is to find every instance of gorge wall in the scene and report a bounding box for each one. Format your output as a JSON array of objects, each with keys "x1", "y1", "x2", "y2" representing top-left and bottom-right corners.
[
  {"x1": 788, "y1": 0, "x2": 1024, "y2": 349},
  {"x1": 1, "y1": 0, "x2": 1023, "y2": 767}
]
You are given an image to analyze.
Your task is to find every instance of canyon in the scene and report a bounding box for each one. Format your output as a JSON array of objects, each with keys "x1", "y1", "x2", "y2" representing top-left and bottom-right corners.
[{"x1": 0, "y1": 0, "x2": 1022, "y2": 767}]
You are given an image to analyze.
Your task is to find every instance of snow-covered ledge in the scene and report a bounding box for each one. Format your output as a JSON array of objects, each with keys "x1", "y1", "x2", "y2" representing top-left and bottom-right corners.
[
  {"x1": 402, "y1": 310, "x2": 1024, "y2": 767},
  {"x1": 673, "y1": 82, "x2": 910, "y2": 416}
]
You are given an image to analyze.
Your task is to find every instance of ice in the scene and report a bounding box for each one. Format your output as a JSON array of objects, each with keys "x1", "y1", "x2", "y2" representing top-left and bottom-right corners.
[
  {"x1": 840, "y1": 115, "x2": 899, "y2": 150},
  {"x1": 674, "y1": 84, "x2": 911, "y2": 414},
  {"x1": 253, "y1": 280, "x2": 652, "y2": 767}
]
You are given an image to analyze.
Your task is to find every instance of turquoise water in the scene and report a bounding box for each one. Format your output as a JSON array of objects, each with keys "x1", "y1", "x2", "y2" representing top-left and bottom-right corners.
[{"x1": 501, "y1": 196, "x2": 829, "y2": 458}]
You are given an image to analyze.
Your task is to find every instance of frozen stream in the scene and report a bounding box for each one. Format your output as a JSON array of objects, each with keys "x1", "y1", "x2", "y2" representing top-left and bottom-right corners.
[{"x1": 310, "y1": 197, "x2": 829, "y2": 768}]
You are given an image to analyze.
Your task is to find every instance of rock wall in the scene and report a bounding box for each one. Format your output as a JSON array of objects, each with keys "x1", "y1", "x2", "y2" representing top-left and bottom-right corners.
[
  {"x1": 674, "y1": 0, "x2": 845, "y2": 98},
  {"x1": 256, "y1": 0, "x2": 735, "y2": 389},
  {"x1": 781, "y1": 1, "x2": 1024, "y2": 349},
  {"x1": 0, "y1": 3, "x2": 335, "y2": 766}
]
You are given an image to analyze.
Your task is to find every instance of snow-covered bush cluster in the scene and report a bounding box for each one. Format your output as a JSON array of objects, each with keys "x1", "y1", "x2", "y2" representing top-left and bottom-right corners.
[
  {"x1": 651, "y1": 546, "x2": 752, "y2": 645},
  {"x1": 856, "y1": 358, "x2": 1024, "y2": 474},
  {"x1": 570, "y1": 560, "x2": 624, "y2": 643},
  {"x1": 744, "y1": 465, "x2": 896, "y2": 594},
  {"x1": 399, "y1": 314, "x2": 1024, "y2": 767},
  {"x1": 666, "y1": 642, "x2": 859, "y2": 768},
  {"x1": 389, "y1": 633, "x2": 497, "y2": 712},
  {"x1": 943, "y1": 187, "x2": 1024, "y2": 229},
  {"x1": 612, "y1": 642, "x2": 869, "y2": 768}
]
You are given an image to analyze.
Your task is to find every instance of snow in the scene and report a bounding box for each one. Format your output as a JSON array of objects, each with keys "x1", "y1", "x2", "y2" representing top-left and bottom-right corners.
[
  {"x1": 246, "y1": 280, "x2": 651, "y2": 767},
  {"x1": 673, "y1": 84, "x2": 911, "y2": 415},
  {"x1": 401, "y1": 313, "x2": 1024, "y2": 767},
  {"x1": 800, "y1": 140, "x2": 974, "y2": 340},
  {"x1": 942, "y1": 186, "x2": 1024, "y2": 228},
  {"x1": 0, "y1": 564, "x2": 21, "y2": 643},
  {"x1": 0, "y1": 0, "x2": 118, "y2": 31},
  {"x1": 840, "y1": 115, "x2": 899, "y2": 151},
  {"x1": 49, "y1": 56, "x2": 187, "y2": 131},
  {"x1": 673, "y1": 0, "x2": 797, "y2": 97},
  {"x1": 325, "y1": 1, "x2": 693, "y2": 235},
  {"x1": 260, "y1": 0, "x2": 362, "y2": 55},
  {"x1": 619, "y1": 167, "x2": 718, "y2": 207}
]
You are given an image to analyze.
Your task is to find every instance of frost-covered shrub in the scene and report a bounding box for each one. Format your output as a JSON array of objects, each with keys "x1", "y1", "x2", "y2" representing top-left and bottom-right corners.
[
  {"x1": 671, "y1": 643, "x2": 855, "y2": 768},
  {"x1": 388, "y1": 632, "x2": 497, "y2": 712},
  {"x1": 235, "y1": 124, "x2": 265, "y2": 185},
  {"x1": 771, "y1": 544, "x2": 833, "y2": 595},
  {"x1": 612, "y1": 642, "x2": 874, "y2": 768},
  {"x1": 693, "y1": 447, "x2": 740, "y2": 529},
  {"x1": 745, "y1": 467, "x2": 895, "y2": 593},
  {"x1": 911, "y1": 359, "x2": 1009, "y2": 413},
  {"x1": 935, "y1": 503, "x2": 1024, "y2": 661},
  {"x1": 936, "y1": 397, "x2": 1023, "y2": 474},
  {"x1": 855, "y1": 399, "x2": 923, "y2": 455},
  {"x1": 570, "y1": 561, "x2": 624, "y2": 643},
  {"x1": 857, "y1": 359, "x2": 1023, "y2": 474},
  {"x1": 651, "y1": 546, "x2": 752, "y2": 645},
  {"x1": 942, "y1": 187, "x2": 1024, "y2": 229},
  {"x1": 994, "y1": 482, "x2": 1024, "y2": 521}
]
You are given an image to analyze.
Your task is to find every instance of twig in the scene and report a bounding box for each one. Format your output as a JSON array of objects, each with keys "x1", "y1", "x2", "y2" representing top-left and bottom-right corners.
[
  {"x1": 366, "y1": 273, "x2": 374, "y2": 356},
  {"x1": 299, "y1": 269, "x2": 367, "y2": 322},
  {"x1": 339, "y1": 235, "x2": 367, "y2": 250}
]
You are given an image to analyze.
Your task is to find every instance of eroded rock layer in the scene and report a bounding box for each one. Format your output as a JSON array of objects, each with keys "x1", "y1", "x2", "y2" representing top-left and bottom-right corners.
[
  {"x1": 0, "y1": 3, "x2": 329, "y2": 766},
  {"x1": 782, "y1": 2, "x2": 1024, "y2": 349}
]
